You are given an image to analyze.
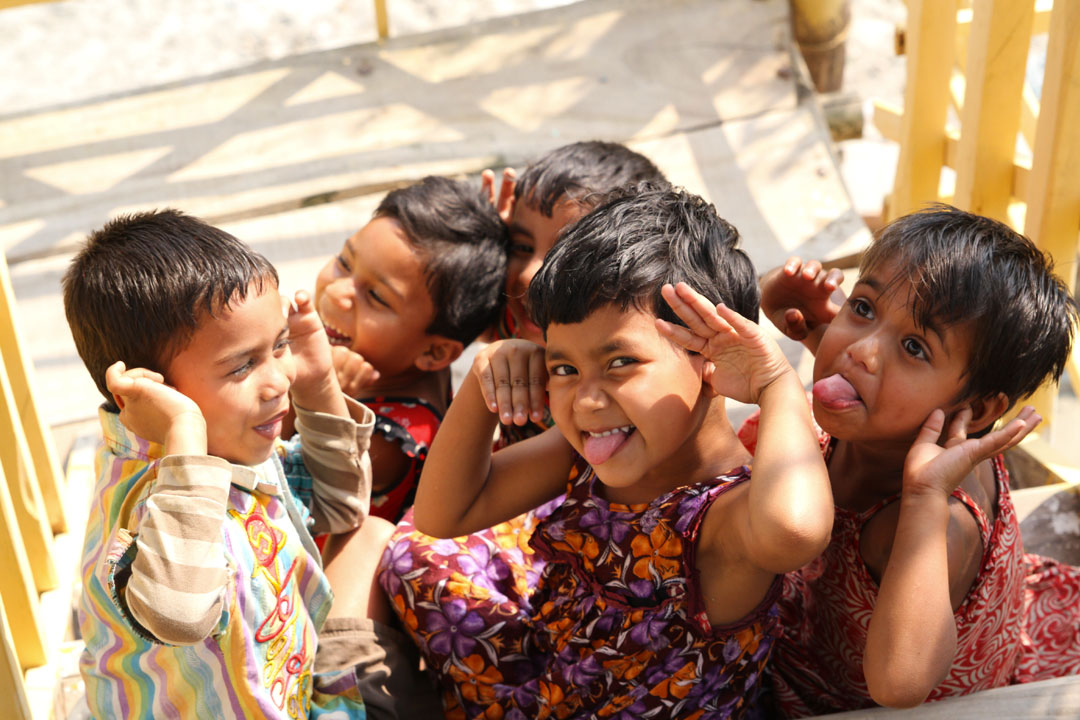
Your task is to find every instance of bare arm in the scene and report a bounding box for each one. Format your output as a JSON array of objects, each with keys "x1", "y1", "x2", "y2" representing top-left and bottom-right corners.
[
  {"x1": 864, "y1": 407, "x2": 1040, "y2": 707},
  {"x1": 658, "y1": 282, "x2": 833, "y2": 573},
  {"x1": 412, "y1": 340, "x2": 574, "y2": 538}
]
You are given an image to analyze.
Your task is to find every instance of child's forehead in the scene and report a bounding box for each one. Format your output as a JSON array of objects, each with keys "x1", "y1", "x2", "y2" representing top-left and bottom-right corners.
[{"x1": 545, "y1": 303, "x2": 659, "y2": 347}]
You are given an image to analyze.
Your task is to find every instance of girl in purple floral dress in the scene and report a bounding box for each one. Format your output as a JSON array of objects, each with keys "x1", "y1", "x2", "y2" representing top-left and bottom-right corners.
[{"x1": 382, "y1": 187, "x2": 835, "y2": 719}]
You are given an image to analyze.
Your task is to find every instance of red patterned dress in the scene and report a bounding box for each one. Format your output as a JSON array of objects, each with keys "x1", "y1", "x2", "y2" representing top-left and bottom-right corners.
[
  {"x1": 379, "y1": 460, "x2": 782, "y2": 720},
  {"x1": 364, "y1": 396, "x2": 442, "y2": 523},
  {"x1": 739, "y1": 415, "x2": 1080, "y2": 717}
]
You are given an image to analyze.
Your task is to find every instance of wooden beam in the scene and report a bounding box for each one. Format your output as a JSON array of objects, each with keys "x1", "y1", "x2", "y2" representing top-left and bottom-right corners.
[
  {"x1": 0, "y1": 595, "x2": 32, "y2": 720},
  {"x1": 0, "y1": 254, "x2": 66, "y2": 534},
  {"x1": 953, "y1": 0, "x2": 1034, "y2": 222},
  {"x1": 373, "y1": 0, "x2": 389, "y2": 40},
  {"x1": 0, "y1": 460, "x2": 47, "y2": 670},
  {"x1": 888, "y1": 0, "x2": 957, "y2": 220}
]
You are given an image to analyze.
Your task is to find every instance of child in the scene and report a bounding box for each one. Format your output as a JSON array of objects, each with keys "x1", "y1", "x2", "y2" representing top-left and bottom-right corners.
[
  {"x1": 387, "y1": 186, "x2": 835, "y2": 718},
  {"x1": 753, "y1": 204, "x2": 1080, "y2": 715},
  {"x1": 63, "y1": 209, "x2": 399, "y2": 718},
  {"x1": 314, "y1": 175, "x2": 508, "y2": 523}
]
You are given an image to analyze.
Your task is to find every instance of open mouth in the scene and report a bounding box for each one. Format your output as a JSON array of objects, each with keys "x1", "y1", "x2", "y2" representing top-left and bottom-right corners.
[
  {"x1": 581, "y1": 424, "x2": 636, "y2": 466},
  {"x1": 254, "y1": 409, "x2": 289, "y2": 438},
  {"x1": 323, "y1": 322, "x2": 353, "y2": 347}
]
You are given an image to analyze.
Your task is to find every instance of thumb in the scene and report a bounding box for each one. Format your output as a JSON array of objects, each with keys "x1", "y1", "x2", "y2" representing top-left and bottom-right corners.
[{"x1": 914, "y1": 409, "x2": 947, "y2": 446}]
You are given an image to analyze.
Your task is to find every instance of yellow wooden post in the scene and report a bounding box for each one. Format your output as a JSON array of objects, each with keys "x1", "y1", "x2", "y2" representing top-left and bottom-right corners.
[
  {"x1": 790, "y1": 0, "x2": 851, "y2": 92},
  {"x1": 0, "y1": 253, "x2": 66, "y2": 534},
  {"x1": 888, "y1": 0, "x2": 958, "y2": 220},
  {"x1": 0, "y1": 458, "x2": 47, "y2": 671},
  {"x1": 952, "y1": 0, "x2": 1034, "y2": 223},
  {"x1": 0, "y1": 346, "x2": 58, "y2": 595},
  {"x1": 373, "y1": 0, "x2": 389, "y2": 40},
  {"x1": 1023, "y1": 0, "x2": 1080, "y2": 430},
  {"x1": 0, "y1": 595, "x2": 33, "y2": 720}
]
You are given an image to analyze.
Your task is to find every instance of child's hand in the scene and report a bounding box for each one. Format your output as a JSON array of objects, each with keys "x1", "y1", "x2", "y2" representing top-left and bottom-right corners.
[
  {"x1": 903, "y1": 406, "x2": 1041, "y2": 498},
  {"x1": 761, "y1": 256, "x2": 845, "y2": 342},
  {"x1": 658, "y1": 282, "x2": 793, "y2": 405},
  {"x1": 472, "y1": 339, "x2": 547, "y2": 426},
  {"x1": 330, "y1": 345, "x2": 381, "y2": 397},
  {"x1": 481, "y1": 167, "x2": 516, "y2": 224},
  {"x1": 285, "y1": 289, "x2": 336, "y2": 401},
  {"x1": 105, "y1": 361, "x2": 206, "y2": 453}
]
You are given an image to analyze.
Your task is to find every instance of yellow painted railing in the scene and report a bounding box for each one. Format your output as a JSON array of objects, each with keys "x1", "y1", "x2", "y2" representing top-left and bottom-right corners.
[
  {"x1": 872, "y1": 0, "x2": 1079, "y2": 453},
  {"x1": 0, "y1": 249, "x2": 75, "y2": 718}
]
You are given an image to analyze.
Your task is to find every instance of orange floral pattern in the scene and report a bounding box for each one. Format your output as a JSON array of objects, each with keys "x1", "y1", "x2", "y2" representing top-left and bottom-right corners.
[{"x1": 379, "y1": 460, "x2": 781, "y2": 719}]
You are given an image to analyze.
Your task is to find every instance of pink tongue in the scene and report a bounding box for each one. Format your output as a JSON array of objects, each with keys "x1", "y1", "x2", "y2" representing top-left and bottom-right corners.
[
  {"x1": 812, "y1": 374, "x2": 860, "y2": 406},
  {"x1": 582, "y1": 430, "x2": 629, "y2": 466}
]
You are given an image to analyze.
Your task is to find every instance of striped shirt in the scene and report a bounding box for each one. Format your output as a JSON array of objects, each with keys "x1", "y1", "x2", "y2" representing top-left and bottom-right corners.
[{"x1": 78, "y1": 400, "x2": 374, "y2": 719}]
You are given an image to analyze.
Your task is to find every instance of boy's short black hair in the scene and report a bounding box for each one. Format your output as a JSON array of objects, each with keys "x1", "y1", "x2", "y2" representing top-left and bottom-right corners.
[
  {"x1": 529, "y1": 184, "x2": 759, "y2": 334},
  {"x1": 513, "y1": 141, "x2": 668, "y2": 216},
  {"x1": 375, "y1": 176, "x2": 508, "y2": 346},
  {"x1": 63, "y1": 209, "x2": 278, "y2": 410},
  {"x1": 863, "y1": 203, "x2": 1078, "y2": 406}
]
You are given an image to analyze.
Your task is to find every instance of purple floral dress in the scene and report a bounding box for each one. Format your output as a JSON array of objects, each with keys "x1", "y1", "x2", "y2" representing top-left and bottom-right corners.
[{"x1": 378, "y1": 460, "x2": 780, "y2": 719}]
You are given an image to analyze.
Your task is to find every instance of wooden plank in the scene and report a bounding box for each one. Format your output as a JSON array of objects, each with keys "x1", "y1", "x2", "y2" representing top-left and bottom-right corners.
[
  {"x1": 0, "y1": 347, "x2": 57, "y2": 595},
  {"x1": 888, "y1": 0, "x2": 957, "y2": 220},
  {"x1": 373, "y1": 0, "x2": 389, "y2": 41},
  {"x1": 1022, "y1": 0, "x2": 1080, "y2": 427},
  {"x1": 0, "y1": 0, "x2": 796, "y2": 263},
  {"x1": 0, "y1": 252, "x2": 65, "y2": 533},
  {"x1": 820, "y1": 674, "x2": 1080, "y2": 718},
  {"x1": 0, "y1": 458, "x2": 47, "y2": 670},
  {"x1": 953, "y1": 0, "x2": 1033, "y2": 222},
  {"x1": 0, "y1": 595, "x2": 32, "y2": 720}
]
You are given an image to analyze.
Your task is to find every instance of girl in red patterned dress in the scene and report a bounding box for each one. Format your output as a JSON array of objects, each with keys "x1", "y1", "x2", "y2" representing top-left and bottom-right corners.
[
  {"x1": 752, "y1": 205, "x2": 1080, "y2": 716},
  {"x1": 404, "y1": 186, "x2": 835, "y2": 719}
]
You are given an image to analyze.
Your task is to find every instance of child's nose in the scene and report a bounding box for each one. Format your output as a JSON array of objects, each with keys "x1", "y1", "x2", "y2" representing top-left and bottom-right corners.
[
  {"x1": 261, "y1": 355, "x2": 295, "y2": 401},
  {"x1": 573, "y1": 378, "x2": 609, "y2": 412},
  {"x1": 847, "y1": 333, "x2": 880, "y2": 373},
  {"x1": 327, "y1": 277, "x2": 355, "y2": 308}
]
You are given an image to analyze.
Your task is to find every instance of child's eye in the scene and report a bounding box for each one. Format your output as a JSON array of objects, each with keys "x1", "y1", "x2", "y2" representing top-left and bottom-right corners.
[
  {"x1": 609, "y1": 357, "x2": 637, "y2": 369},
  {"x1": 336, "y1": 254, "x2": 352, "y2": 273},
  {"x1": 274, "y1": 337, "x2": 292, "y2": 353},
  {"x1": 510, "y1": 242, "x2": 535, "y2": 258},
  {"x1": 230, "y1": 359, "x2": 254, "y2": 377},
  {"x1": 368, "y1": 289, "x2": 389, "y2": 308},
  {"x1": 901, "y1": 338, "x2": 928, "y2": 361},
  {"x1": 549, "y1": 364, "x2": 577, "y2": 377},
  {"x1": 849, "y1": 298, "x2": 873, "y2": 319}
]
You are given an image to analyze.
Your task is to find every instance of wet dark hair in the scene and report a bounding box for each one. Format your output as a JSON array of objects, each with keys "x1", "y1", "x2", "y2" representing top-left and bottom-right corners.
[
  {"x1": 513, "y1": 140, "x2": 668, "y2": 216},
  {"x1": 862, "y1": 203, "x2": 1078, "y2": 405},
  {"x1": 529, "y1": 184, "x2": 759, "y2": 334},
  {"x1": 375, "y1": 176, "x2": 508, "y2": 345},
  {"x1": 63, "y1": 209, "x2": 278, "y2": 410}
]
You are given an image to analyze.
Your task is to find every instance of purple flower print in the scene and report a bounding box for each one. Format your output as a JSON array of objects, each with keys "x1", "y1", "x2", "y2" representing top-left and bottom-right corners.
[
  {"x1": 432, "y1": 538, "x2": 464, "y2": 556},
  {"x1": 456, "y1": 543, "x2": 510, "y2": 591},
  {"x1": 579, "y1": 505, "x2": 632, "y2": 544},
  {"x1": 674, "y1": 492, "x2": 708, "y2": 534},
  {"x1": 722, "y1": 635, "x2": 743, "y2": 663},
  {"x1": 629, "y1": 614, "x2": 669, "y2": 646},
  {"x1": 562, "y1": 653, "x2": 605, "y2": 688},
  {"x1": 379, "y1": 539, "x2": 414, "y2": 597},
  {"x1": 427, "y1": 598, "x2": 486, "y2": 657}
]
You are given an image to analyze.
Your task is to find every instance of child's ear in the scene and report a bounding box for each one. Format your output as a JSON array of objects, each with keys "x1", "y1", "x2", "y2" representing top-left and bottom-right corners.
[
  {"x1": 699, "y1": 358, "x2": 720, "y2": 398},
  {"x1": 966, "y1": 391, "x2": 1010, "y2": 434},
  {"x1": 414, "y1": 337, "x2": 464, "y2": 372}
]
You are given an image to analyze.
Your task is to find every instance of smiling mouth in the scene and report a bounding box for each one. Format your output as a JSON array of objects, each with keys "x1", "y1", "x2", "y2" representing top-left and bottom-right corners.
[
  {"x1": 581, "y1": 424, "x2": 635, "y2": 466},
  {"x1": 254, "y1": 409, "x2": 288, "y2": 436},
  {"x1": 323, "y1": 322, "x2": 353, "y2": 347}
]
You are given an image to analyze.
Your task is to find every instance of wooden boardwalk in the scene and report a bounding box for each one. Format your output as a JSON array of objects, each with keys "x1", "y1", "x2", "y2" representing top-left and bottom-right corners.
[{"x1": 0, "y1": 0, "x2": 869, "y2": 428}]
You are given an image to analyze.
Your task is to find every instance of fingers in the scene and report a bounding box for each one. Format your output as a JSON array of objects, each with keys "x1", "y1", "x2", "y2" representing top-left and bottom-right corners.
[
  {"x1": 105, "y1": 361, "x2": 165, "y2": 395},
  {"x1": 292, "y1": 289, "x2": 312, "y2": 313},
  {"x1": 982, "y1": 406, "x2": 1041, "y2": 455},
  {"x1": 655, "y1": 317, "x2": 706, "y2": 354},
  {"x1": 783, "y1": 308, "x2": 809, "y2": 340},
  {"x1": 332, "y1": 345, "x2": 380, "y2": 395},
  {"x1": 481, "y1": 168, "x2": 496, "y2": 204},
  {"x1": 496, "y1": 167, "x2": 516, "y2": 223},
  {"x1": 914, "y1": 408, "x2": 947, "y2": 446},
  {"x1": 528, "y1": 349, "x2": 547, "y2": 422},
  {"x1": 661, "y1": 282, "x2": 732, "y2": 340},
  {"x1": 473, "y1": 341, "x2": 545, "y2": 425},
  {"x1": 943, "y1": 406, "x2": 973, "y2": 448}
]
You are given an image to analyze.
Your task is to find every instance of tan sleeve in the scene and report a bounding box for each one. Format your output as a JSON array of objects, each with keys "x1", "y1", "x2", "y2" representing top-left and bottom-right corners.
[
  {"x1": 125, "y1": 455, "x2": 234, "y2": 646},
  {"x1": 294, "y1": 397, "x2": 375, "y2": 535}
]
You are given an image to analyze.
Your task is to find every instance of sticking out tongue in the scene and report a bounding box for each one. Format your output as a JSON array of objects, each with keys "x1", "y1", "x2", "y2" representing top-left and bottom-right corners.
[
  {"x1": 582, "y1": 428, "x2": 632, "y2": 466},
  {"x1": 812, "y1": 374, "x2": 861, "y2": 409}
]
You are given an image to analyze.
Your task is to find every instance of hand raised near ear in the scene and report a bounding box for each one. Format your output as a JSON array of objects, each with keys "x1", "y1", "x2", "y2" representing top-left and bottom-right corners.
[
  {"x1": 903, "y1": 406, "x2": 1041, "y2": 498},
  {"x1": 657, "y1": 282, "x2": 794, "y2": 405},
  {"x1": 761, "y1": 257, "x2": 845, "y2": 344},
  {"x1": 472, "y1": 339, "x2": 547, "y2": 426},
  {"x1": 105, "y1": 361, "x2": 206, "y2": 454}
]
